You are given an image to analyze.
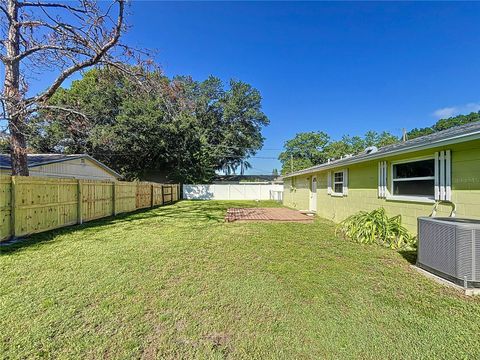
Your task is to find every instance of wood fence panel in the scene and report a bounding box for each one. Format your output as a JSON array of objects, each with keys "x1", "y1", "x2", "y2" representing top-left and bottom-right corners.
[
  {"x1": 172, "y1": 185, "x2": 178, "y2": 201},
  {"x1": 0, "y1": 177, "x2": 12, "y2": 241},
  {"x1": 152, "y1": 184, "x2": 164, "y2": 206},
  {"x1": 136, "y1": 182, "x2": 152, "y2": 209},
  {"x1": 82, "y1": 180, "x2": 114, "y2": 221},
  {"x1": 0, "y1": 176, "x2": 179, "y2": 242},
  {"x1": 12, "y1": 177, "x2": 78, "y2": 237},
  {"x1": 115, "y1": 182, "x2": 137, "y2": 214},
  {"x1": 162, "y1": 185, "x2": 173, "y2": 204}
]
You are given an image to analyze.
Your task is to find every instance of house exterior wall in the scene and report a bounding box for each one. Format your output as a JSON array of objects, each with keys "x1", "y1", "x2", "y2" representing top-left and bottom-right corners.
[
  {"x1": 283, "y1": 139, "x2": 480, "y2": 233},
  {"x1": 283, "y1": 176, "x2": 310, "y2": 210},
  {"x1": 0, "y1": 158, "x2": 117, "y2": 181}
]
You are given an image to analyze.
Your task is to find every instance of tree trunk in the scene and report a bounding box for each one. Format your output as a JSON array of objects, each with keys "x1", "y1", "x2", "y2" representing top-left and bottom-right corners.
[
  {"x1": 4, "y1": 0, "x2": 29, "y2": 176},
  {"x1": 8, "y1": 115, "x2": 29, "y2": 176}
]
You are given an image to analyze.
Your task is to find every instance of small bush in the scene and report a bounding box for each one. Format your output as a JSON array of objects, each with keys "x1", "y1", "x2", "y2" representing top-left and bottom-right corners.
[{"x1": 336, "y1": 208, "x2": 415, "y2": 250}]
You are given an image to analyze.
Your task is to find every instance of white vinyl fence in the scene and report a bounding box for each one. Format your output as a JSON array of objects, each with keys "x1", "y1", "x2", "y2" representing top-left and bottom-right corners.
[{"x1": 183, "y1": 184, "x2": 283, "y2": 201}]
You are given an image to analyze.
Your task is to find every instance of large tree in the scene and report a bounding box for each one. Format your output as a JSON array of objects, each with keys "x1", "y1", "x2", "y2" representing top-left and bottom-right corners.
[
  {"x1": 0, "y1": 0, "x2": 133, "y2": 175},
  {"x1": 407, "y1": 111, "x2": 480, "y2": 139},
  {"x1": 278, "y1": 131, "x2": 331, "y2": 173},
  {"x1": 29, "y1": 68, "x2": 269, "y2": 183}
]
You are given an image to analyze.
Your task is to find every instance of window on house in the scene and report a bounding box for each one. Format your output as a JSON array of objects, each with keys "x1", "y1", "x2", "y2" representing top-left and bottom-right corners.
[
  {"x1": 392, "y1": 158, "x2": 435, "y2": 197},
  {"x1": 333, "y1": 171, "x2": 344, "y2": 194}
]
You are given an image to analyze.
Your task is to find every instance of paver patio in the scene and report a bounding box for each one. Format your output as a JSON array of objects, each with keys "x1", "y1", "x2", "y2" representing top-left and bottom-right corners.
[{"x1": 225, "y1": 207, "x2": 314, "y2": 223}]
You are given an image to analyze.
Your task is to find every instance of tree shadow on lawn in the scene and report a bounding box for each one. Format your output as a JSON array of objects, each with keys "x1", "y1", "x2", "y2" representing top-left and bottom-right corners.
[{"x1": 0, "y1": 200, "x2": 281, "y2": 255}]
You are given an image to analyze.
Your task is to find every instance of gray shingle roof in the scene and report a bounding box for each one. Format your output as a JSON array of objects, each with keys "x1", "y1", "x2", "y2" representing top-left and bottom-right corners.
[
  {"x1": 0, "y1": 153, "x2": 121, "y2": 178},
  {"x1": 283, "y1": 121, "x2": 480, "y2": 178},
  {"x1": 0, "y1": 154, "x2": 83, "y2": 168}
]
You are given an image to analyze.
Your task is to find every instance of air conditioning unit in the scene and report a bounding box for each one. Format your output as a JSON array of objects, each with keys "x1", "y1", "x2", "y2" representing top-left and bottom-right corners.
[{"x1": 417, "y1": 217, "x2": 480, "y2": 288}]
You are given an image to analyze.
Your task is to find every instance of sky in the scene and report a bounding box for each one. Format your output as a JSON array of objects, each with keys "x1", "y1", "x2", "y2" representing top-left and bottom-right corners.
[
  {"x1": 124, "y1": 1, "x2": 480, "y2": 174},
  {"x1": 5, "y1": 1, "x2": 480, "y2": 175}
]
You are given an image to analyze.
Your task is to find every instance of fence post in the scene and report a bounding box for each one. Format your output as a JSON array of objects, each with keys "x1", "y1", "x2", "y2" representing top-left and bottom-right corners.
[
  {"x1": 135, "y1": 181, "x2": 139, "y2": 209},
  {"x1": 77, "y1": 179, "x2": 83, "y2": 224},
  {"x1": 150, "y1": 184, "x2": 154, "y2": 208},
  {"x1": 10, "y1": 176, "x2": 16, "y2": 238},
  {"x1": 112, "y1": 181, "x2": 117, "y2": 216}
]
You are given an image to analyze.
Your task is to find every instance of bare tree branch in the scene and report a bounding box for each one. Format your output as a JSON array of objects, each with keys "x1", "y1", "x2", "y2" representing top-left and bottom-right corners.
[
  {"x1": 18, "y1": 1, "x2": 87, "y2": 13},
  {"x1": 36, "y1": 104, "x2": 89, "y2": 120},
  {"x1": 31, "y1": 0, "x2": 125, "y2": 104},
  {"x1": 0, "y1": 0, "x2": 140, "y2": 175},
  {"x1": 0, "y1": 3, "x2": 11, "y2": 21},
  {"x1": 11, "y1": 44, "x2": 88, "y2": 62}
]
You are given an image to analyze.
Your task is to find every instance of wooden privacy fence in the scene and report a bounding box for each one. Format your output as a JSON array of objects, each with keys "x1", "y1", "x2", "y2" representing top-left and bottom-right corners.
[{"x1": 0, "y1": 176, "x2": 180, "y2": 241}]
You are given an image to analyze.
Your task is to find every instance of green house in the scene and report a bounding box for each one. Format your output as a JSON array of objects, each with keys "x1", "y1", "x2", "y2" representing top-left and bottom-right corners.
[{"x1": 282, "y1": 122, "x2": 480, "y2": 232}]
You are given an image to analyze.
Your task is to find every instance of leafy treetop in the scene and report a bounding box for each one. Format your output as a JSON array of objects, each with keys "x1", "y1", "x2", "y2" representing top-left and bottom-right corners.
[
  {"x1": 28, "y1": 67, "x2": 269, "y2": 183},
  {"x1": 279, "y1": 130, "x2": 397, "y2": 174},
  {"x1": 279, "y1": 111, "x2": 480, "y2": 174}
]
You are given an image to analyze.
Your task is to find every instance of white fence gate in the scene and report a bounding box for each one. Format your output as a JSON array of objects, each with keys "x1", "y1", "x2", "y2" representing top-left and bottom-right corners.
[{"x1": 183, "y1": 184, "x2": 284, "y2": 201}]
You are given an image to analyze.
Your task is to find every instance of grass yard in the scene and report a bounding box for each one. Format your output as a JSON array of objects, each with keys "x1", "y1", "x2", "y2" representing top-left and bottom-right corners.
[{"x1": 2, "y1": 200, "x2": 480, "y2": 359}]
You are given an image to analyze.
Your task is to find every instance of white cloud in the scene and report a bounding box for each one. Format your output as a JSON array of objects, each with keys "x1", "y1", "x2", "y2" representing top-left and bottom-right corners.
[
  {"x1": 465, "y1": 102, "x2": 480, "y2": 113},
  {"x1": 433, "y1": 107, "x2": 458, "y2": 119},
  {"x1": 432, "y1": 102, "x2": 480, "y2": 119}
]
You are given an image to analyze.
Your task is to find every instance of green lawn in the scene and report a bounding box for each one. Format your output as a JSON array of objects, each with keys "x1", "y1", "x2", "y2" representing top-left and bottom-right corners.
[{"x1": 1, "y1": 200, "x2": 480, "y2": 359}]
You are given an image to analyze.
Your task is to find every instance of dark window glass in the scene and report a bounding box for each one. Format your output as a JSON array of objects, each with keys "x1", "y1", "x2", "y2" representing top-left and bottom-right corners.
[
  {"x1": 393, "y1": 179, "x2": 434, "y2": 196},
  {"x1": 393, "y1": 159, "x2": 434, "y2": 179},
  {"x1": 334, "y1": 172, "x2": 343, "y2": 182},
  {"x1": 334, "y1": 183, "x2": 343, "y2": 193}
]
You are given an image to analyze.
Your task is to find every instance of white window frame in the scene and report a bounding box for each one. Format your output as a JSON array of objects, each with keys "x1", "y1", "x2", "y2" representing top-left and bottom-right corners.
[
  {"x1": 388, "y1": 155, "x2": 436, "y2": 203},
  {"x1": 332, "y1": 170, "x2": 345, "y2": 196}
]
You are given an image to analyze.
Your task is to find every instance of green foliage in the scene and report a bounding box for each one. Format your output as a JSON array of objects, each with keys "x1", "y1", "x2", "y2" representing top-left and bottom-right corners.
[
  {"x1": 280, "y1": 156, "x2": 319, "y2": 174},
  {"x1": 407, "y1": 111, "x2": 480, "y2": 139},
  {"x1": 279, "y1": 130, "x2": 398, "y2": 174},
  {"x1": 28, "y1": 68, "x2": 269, "y2": 182},
  {"x1": 337, "y1": 208, "x2": 415, "y2": 250},
  {"x1": 278, "y1": 132, "x2": 330, "y2": 174}
]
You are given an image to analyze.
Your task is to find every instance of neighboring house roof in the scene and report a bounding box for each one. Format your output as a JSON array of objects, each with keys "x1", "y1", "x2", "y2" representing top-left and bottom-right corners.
[
  {"x1": 283, "y1": 121, "x2": 480, "y2": 178},
  {"x1": 0, "y1": 153, "x2": 122, "y2": 178}
]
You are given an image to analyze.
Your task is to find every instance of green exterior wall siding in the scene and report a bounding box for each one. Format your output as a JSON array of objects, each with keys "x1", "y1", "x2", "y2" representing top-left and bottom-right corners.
[
  {"x1": 283, "y1": 140, "x2": 480, "y2": 233},
  {"x1": 283, "y1": 176, "x2": 310, "y2": 211}
]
